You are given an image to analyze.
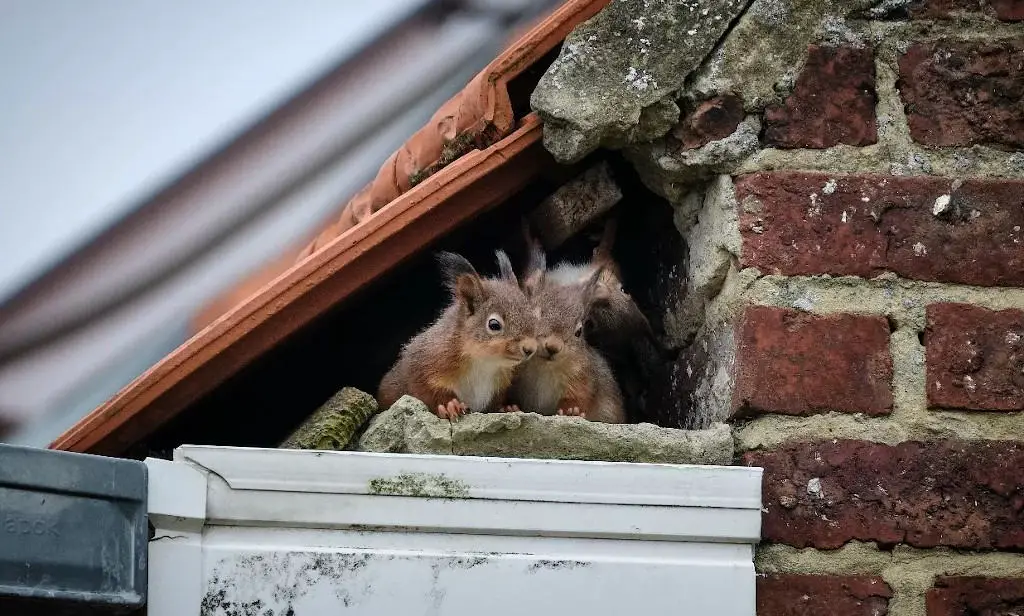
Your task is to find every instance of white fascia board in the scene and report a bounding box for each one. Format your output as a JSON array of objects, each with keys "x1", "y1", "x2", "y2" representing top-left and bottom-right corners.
[{"x1": 172, "y1": 445, "x2": 763, "y2": 544}]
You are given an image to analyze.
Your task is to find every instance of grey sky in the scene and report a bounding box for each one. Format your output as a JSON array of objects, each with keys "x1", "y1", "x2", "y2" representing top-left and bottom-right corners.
[{"x1": 0, "y1": 0, "x2": 420, "y2": 301}]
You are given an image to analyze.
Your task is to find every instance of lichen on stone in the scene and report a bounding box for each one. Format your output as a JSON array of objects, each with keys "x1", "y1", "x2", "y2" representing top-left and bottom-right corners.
[
  {"x1": 357, "y1": 396, "x2": 735, "y2": 465},
  {"x1": 531, "y1": 0, "x2": 750, "y2": 164},
  {"x1": 688, "y1": 0, "x2": 890, "y2": 110},
  {"x1": 357, "y1": 395, "x2": 453, "y2": 454},
  {"x1": 625, "y1": 115, "x2": 762, "y2": 200}
]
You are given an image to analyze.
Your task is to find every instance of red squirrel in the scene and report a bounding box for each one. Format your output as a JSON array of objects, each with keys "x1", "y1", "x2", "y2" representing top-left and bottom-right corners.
[
  {"x1": 520, "y1": 218, "x2": 668, "y2": 424},
  {"x1": 506, "y1": 253, "x2": 626, "y2": 423},
  {"x1": 377, "y1": 250, "x2": 539, "y2": 420}
]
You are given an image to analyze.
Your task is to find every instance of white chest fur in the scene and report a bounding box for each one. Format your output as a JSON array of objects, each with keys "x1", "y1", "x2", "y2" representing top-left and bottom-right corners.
[
  {"x1": 454, "y1": 358, "x2": 511, "y2": 412},
  {"x1": 545, "y1": 263, "x2": 595, "y2": 286}
]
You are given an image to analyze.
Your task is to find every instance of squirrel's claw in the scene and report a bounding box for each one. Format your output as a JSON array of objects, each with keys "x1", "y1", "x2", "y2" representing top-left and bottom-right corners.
[
  {"x1": 437, "y1": 398, "x2": 468, "y2": 420},
  {"x1": 557, "y1": 407, "x2": 586, "y2": 418},
  {"x1": 500, "y1": 404, "x2": 521, "y2": 413}
]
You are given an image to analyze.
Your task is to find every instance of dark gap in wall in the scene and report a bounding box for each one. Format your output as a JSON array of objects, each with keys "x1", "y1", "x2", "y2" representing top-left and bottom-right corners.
[
  {"x1": 533, "y1": 153, "x2": 689, "y2": 427},
  {"x1": 140, "y1": 152, "x2": 694, "y2": 454},
  {"x1": 143, "y1": 180, "x2": 558, "y2": 454},
  {"x1": 506, "y1": 46, "x2": 562, "y2": 122}
]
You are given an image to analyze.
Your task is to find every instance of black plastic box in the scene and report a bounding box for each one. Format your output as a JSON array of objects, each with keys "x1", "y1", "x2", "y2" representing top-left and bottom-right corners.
[{"x1": 0, "y1": 443, "x2": 147, "y2": 613}]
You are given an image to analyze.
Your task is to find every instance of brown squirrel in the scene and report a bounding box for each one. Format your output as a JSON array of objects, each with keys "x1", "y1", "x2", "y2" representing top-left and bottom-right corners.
[
  {"x1": 377, "y1": 250, "x2": 539, "y2": 420},
  {"x1": 506, "y1": 254, "x2": 626, "y2": 423},
  {"x1": 519, "y1": 217, "x2": 669, "y2": 424}
]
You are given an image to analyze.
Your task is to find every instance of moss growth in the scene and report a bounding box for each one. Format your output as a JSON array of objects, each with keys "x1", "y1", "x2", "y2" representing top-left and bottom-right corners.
[
  {"x1": 368, "y1": 472, "x2": 471, "y2": 498},
  {"x1": 408, "y1": 125, "x2": 504, "y2": 188},
  {"x1": 278, "y1": 387, "x2": 379, "y2": 451}
]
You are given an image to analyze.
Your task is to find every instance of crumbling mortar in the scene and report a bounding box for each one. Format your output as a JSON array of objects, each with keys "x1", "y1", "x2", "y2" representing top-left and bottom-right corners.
[
  {"x1": 737, "y1": 145, "x2": 1024, "y2": 179},
  {"x1": 871, "y1": 23, "x2": 914, "y2": 154},
  {"x1": 533, "y1": 0, "x2": 756, "y2": 163},
  {"x1": 872, "y1": 18, "x2": 1024, "y2": 44},
  {"x1": 718, "y1": 18, "x2": 1024, "y2": 179},
  {"x1": 756, "y1": 541, "x2": 1024, "y2": 616},
  {"x1": 615, "y1": 0, "x2": 1024, "y2": 433}
]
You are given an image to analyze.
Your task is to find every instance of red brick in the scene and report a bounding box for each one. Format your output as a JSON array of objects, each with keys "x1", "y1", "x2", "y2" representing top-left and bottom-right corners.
[
  {"x1": 733, "y1": 307, "x2": 893, "y2": 417},
  {"x1": 736, "y1": 172, "x2": 1024, "y2": 287},
  {"x1": 927, "y1": 577, "x2": 1024, "y2": 616},
  {"x1": 993, "y1": 0, "x2": 1024, "y2": 20},
  {"x1": 744, "y1": 439, "x2": 1024, "y2": 550},
  {"x1": 926, "y1": 303, "x2": 1024, "y2": 412},
  {"x1": 899, "y1": 39, "x2": 1024, "y2": 148},
  {"x1": 672, "y1": 94, "x2": 745, "y2": 150},
  {"x1": 905, "y1": 0, "x2": 1024, "y2": 21},
  {"x1": 758, "y1": 575, "x2": 892, "y2": 616},
  {"x1": 764, "y1": 46, "x2": 877, "y2": 149}
]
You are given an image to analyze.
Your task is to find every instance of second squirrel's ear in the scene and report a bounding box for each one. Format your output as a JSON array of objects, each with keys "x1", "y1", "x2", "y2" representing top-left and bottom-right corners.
[
  {"x1": 495, "y1": 250, "x2": 518, "y2": 287},
  {"x1": 582, "y1": 266, "x2": 612, "y2": 310},
  {"x1": 437, "y1": 251, "x2": 485, "y2": 313},
  {"x1": 593, "y1": 217, "x2": 617, "y2": 263},
  {"x1": 522, "y1": 241, "x2": 546, "y2": 298}
]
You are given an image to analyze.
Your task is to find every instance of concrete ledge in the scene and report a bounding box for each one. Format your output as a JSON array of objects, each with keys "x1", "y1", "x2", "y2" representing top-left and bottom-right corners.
[{"x1": 357, "y1": 395, "x2": 735, "y2": 465}]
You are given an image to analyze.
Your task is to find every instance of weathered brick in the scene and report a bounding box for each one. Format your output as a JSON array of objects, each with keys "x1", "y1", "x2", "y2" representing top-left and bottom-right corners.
[
  {"x1": 758, "y1": 575, "x2": 892, "y2": 616},
  {"x1": 927, "y1": 577, "x2": 1024, "y2": 616},
  {"x1": 733, "y1": 307, "x2": 893, "y2": 417},
  {"x1": 905, "y1": 0, "x2": 1024, "y2": 21},
  {"x1": 764, "y1": 46, "x2": 877, "y2": 149},
  {"x1": 993, "y1": 0, "x2": 1024, "y2": 20},
  {"x1": 744, "y1": 440, "x2": 1024, "y2": 550},
  {"x1": 899, "y1": 39, "x2": 1024, "y2": 148},
  {"x1": 926, "y1": 303, "x2": 1024, "y2": 412},
  {"x1": 672, "y1": 94, "x2": 745, "y2": 149},
  {"x1": 736, "y1": 171, "x2": 1024, "y2": 287}
]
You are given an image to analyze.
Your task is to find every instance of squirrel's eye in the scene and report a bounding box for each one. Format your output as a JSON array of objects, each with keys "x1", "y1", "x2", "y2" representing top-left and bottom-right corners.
[
  {"x1": 486, "y1": 315, "x2": 503, "y2": 333},
  {"x1": 574, "y1": 322, "x2": 583, "y2": 338}
]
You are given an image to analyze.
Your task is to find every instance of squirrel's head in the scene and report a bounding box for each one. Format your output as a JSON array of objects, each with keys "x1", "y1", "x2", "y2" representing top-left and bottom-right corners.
[
  {"x1": 436, "y1": 250, "x2": 539, "y2": 365},
  {"x1": 527, "y1": 264, "x2": 611, "y2": 365},
  {"x1": 520, "y1": 239, "x2": 624, "y2": 363}
]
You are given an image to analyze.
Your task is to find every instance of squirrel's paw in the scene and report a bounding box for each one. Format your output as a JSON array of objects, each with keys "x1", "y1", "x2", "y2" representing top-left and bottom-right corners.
[
  {"x1": 557, "y1": 407, "x2": 586, "y2": 418},
  {"x1": 436, "y1": 398, "x2": 468, "y2": 420},
  {"x1": 500, "y1": 404, "x2": 521, "y2": 413}
]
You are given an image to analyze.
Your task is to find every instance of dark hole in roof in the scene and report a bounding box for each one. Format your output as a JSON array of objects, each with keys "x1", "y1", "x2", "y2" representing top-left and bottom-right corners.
[{"x1": 506, "y1": 45, "x2": 562, "y2": 123}]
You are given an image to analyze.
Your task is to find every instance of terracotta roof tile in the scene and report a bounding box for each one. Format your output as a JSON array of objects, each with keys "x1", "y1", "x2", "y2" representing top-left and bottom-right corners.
[
  {"x1": 190, "y1": 0, "x2": 606, "y2": 334},
  {"x1": 50, "y1": 0, "x2": 609, "y2": 454}
]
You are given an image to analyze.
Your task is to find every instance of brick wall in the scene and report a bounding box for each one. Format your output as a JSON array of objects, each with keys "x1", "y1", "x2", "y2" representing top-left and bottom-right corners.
[{"x1": 652, "y1": 2, "x2": 1024, "y2": 615}]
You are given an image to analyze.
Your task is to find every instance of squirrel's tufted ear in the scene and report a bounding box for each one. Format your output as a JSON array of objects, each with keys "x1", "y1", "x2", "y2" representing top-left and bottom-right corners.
[
  {"x1": 581, "y1": 265, "x2": 612, "y2": 311},
  {"x1": 522, "y1": 242, "x2": 547, "y2": 299},
  {"x1": 437, "y1": 251, "x2": 484, "y2": 313},
  {"x1": 592, "y1": 217, "x2": 624, "y2": 280},
  {"x1": 519, "y1": 218, "x2": 547, "y2": 298},
  {"x1": 495, "y1": 250, "x2": 518, "y2": 287}
]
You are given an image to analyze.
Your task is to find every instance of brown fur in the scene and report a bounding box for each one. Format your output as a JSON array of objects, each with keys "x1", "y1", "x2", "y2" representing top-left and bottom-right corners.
[
  {"x1": 508, "y1": 266, "x2": 625, "y2": 424},
  {"x1": 378, "y1": 251, "x2": 539, "y2": 418},
  {"x1": 520, "y1": 217, "x2": 668, "y2": 424}
]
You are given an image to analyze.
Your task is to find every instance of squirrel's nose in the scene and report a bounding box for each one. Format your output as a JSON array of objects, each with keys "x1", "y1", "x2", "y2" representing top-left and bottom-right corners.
[
  {"x1": 544, "y1": 340, "x2": 562, "y2": 357},
  {"x1": 521, "y1": 340, "x2": 537, "y2": 358}
]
